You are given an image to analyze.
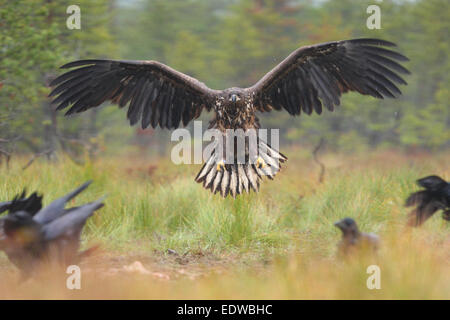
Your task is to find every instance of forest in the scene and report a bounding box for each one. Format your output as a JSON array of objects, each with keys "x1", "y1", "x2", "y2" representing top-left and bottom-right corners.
[{"x1": 1, "y1": 0, "x2": 448, "y2": 160}]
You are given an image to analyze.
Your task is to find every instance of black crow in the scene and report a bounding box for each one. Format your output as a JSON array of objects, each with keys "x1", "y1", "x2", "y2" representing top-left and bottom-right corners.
[
  {"x1": 405, "y1": 175, "x2": 450, "y2": 227},
  {"x1": 0, "y1": 182, "x2": 103, "y2": 277},
  {"x1": 334, "y1": 218, "x2": 379, "y2": 256}
]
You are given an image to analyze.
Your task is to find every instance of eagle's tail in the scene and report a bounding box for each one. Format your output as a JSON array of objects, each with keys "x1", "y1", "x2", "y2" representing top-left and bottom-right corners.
[{"x1": 195, "y1": 141, "x2": 287, "y2": 198}]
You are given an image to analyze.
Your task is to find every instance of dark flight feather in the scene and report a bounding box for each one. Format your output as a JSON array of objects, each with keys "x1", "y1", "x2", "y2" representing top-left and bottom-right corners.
[
  {"x1": 250, "y1": 38, "x2": 409, "y2": 115},
  {"x1": 50, "y1": 60, "x2": 218, "y2": 129}
]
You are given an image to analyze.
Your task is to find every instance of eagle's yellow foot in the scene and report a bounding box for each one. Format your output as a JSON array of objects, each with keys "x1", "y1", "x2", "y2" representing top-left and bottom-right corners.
[
  {"x1": 216, "y1": 160, "x2": 225, "y2": 172},
  {"x1": 256, "y1": 156, "x2": 267, "y2": 169}
]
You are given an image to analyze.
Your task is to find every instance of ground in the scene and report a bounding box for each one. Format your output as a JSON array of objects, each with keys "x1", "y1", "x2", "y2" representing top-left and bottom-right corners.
[{"x1": 0, "y1": 148, "x2": 448, "y2": 299}]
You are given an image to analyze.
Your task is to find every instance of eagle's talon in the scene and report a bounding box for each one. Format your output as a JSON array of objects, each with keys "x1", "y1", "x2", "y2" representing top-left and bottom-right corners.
[
  {"x1": 256, "y1": 156, "x2": 267, "y2": 169},
  {"x1": 216, "y1": 160, "x2": 225, "y2": 172}
]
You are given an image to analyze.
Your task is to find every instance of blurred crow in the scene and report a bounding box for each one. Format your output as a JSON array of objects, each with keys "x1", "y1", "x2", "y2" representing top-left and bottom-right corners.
[
  {"x1": 405, "y1": 175, "x2": 450, "y2": 227},
  {"x1": 0, "y1": 190, "x2": 42, "y2": 214},
  {"x1": 33, "y1": 181, "x2": 92, "y2": 224},
  {"x1": 0, "y1": 182, "x2": 104, "y2": 277},
  {"x1": 0, "y1": 201, "x2": 11, "y2": 214},
  {"x1": 334, "y1": 218, "x2": 379, "y2": 256}
]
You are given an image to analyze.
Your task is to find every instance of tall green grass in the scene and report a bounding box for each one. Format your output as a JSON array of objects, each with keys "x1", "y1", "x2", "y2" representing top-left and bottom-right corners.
[{"x1": 0, "y1": 150, "x2": 448, "y2": 299}]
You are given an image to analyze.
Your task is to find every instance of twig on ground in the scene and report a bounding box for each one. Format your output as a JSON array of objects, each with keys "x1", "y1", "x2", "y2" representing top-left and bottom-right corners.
[
  {"x1": 0, "y1": 148, "x2": 11, "y2": 169},
  {"x1": 22, "y1": 149, "x2": 54, "y2": 170},
  {"x1": 312, "y1": 138, "x2": 326, "y2": 184}
]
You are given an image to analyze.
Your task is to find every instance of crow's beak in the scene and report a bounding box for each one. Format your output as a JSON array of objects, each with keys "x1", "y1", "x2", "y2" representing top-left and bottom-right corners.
[
  {"x1": 334, "y1": 221, "x2": 344, "y2": 230},
  {"x1": 0, "y1": 201, "x2": 10, "y2": 214}
]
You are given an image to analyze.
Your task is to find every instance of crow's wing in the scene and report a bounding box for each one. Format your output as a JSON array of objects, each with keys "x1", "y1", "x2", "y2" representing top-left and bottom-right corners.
[
  {"x1": 0, "y1": 191, "x2": 27, "y2": 215},
  {"x1": 34, "y1": 181, "x2": 92, "y2": 224},
  {"x1": 49, "y1": 60, "x2": 220, "y2": 129},
  {"x1": 249, "y1": 38, "x2": 409, "y2": 115},
  {"x1": 41, "y1": 199, "x2": 104, "y2": 241},
  {"x1": 0, "y1": 191, "x2": 42, "y2": 216},
  {"x1": 407, "y1": 206, "x2": 440, "y2": 227},
  {"x1": 406, "y1": 191, "x2": 442, "y2": 227},
  {"x1": 363, "y1": 232, "x2": 380, "y2": 245},
  {"x1": 405, "y1": 190, "x2": 430, "y2": 207}
]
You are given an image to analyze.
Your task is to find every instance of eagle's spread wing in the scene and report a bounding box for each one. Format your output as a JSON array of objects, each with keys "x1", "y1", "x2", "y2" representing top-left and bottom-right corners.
[
  {"x1": 49, "y1": 60, "x2": 220, "y2": 129},
  {"x1": 249, "y1": 38, "x2": 409, "y2": 115}
]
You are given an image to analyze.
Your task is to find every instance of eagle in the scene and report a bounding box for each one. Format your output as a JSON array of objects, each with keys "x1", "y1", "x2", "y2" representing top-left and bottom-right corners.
[{"x1": 49, "y1": 38, "x2": 409, "y2": 198}]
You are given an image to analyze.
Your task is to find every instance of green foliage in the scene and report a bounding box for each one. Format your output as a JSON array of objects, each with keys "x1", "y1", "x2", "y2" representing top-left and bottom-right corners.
[
  {"x1": 0, "y1": 150, "x2": 448, "y2": 264},
  {"x1": 0, "y1": 0, "x2": 448, "y2": 153},
  {"x1": 0, "y1": 0, "x2": 118, "y2": 153},
  {"x1": 116, "y1": 0, "x2": 449, "y2": 151}
]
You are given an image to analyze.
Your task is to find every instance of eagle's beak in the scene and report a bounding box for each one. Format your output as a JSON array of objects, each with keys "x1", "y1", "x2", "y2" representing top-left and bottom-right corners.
[{"x1": 231, "y1": 94, "x2": 237, "y2": 103}]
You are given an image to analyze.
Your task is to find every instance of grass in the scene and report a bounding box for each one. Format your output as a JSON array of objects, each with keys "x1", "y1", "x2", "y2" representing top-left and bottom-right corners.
[{"x1": 0, "y1": 149, "x2": 448, "y2": 299}]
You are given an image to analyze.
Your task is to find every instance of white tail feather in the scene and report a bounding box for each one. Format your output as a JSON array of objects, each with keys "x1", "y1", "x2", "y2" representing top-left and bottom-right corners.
[{"x1": 195, "y1": 142, "x2": 287, "y2": 198}]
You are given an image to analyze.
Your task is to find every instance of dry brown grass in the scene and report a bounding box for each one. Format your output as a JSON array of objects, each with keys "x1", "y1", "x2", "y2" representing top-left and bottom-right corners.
[{"x1": 0, "y1": 150, "x2": 448, "y2": 299}]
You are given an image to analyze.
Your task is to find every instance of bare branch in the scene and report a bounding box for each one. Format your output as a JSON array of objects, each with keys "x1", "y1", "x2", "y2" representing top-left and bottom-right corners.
[
  {"x1": 0, "y1": 148, "x2": 11, "y2": 169},
  {"x1": 22, "y1": 149, "x2": 54, "y2": 170},
  {"x1": 312, "y1": 138, "x2": 326, "y2": 184},
  {"x1": 0, "y1": 135, "x2": 22, "y2": 144}
]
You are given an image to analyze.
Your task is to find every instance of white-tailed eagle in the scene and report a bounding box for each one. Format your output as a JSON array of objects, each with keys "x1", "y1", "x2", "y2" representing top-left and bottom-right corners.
[{"x1": 49, "y1": 38, "x2": 409, "y2": 198}]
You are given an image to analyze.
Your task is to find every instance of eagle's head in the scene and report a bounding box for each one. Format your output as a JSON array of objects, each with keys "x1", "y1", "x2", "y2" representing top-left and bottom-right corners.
[
  {"x1": 229, "y1": 93, "x2": 240, "y2": 103},
  {"x1": 225, "y1": 89, "x2": 243, "y2": 104},
  {"x1": 215, "y1": 88, "x2": 251, "y2": 125}
]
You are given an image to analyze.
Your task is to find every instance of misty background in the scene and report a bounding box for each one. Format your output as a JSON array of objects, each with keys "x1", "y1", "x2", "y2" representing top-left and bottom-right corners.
[{"x1": 0, "y1": 0, "x2": 448, "y2": 161}]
